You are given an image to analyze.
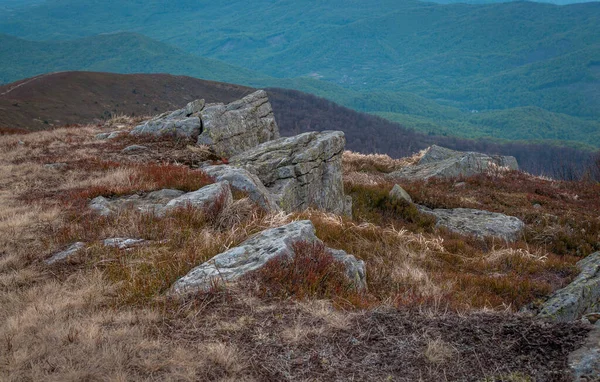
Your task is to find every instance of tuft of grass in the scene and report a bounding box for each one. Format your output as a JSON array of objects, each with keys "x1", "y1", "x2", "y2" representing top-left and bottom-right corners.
[{"x1": 245, "y1": 240, "x2": 365, "y2": 304}]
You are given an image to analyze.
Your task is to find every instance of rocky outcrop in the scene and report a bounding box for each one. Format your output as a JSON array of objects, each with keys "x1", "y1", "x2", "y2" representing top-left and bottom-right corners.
[
  {"x1": 130, "y1": 99, "x2": 205, "y2": 139},
  {"x1": 230, "y1": 131, "x2": 350, "y2": 215},
  {"x1": 388, "y1": 145, "x2": 519, "y2": 181},
  {"x1": 129, "y1": 90, "x2": 278, "y2": 157},
  {"x1": 202, "y1": 164, "x2": 280, "y2": 213},
  {"x1": 418, "y1": 206, "x2": 524, "y2": 242},
  {"x1": 197, "y1": 90, "x2": 279, "y2": 157},
  {"x1": 89, "y1": 182, "x2": 232, "y2": 217},
  {"x1": 538, "y1": 252, "x2": 600, "y2": 322},
  {"x1": 171, "y1": 220, "x2": 366, "y2": 294}
]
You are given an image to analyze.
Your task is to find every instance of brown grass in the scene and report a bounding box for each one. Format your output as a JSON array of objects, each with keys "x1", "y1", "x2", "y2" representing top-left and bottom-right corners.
[{"x1": 0, "y1": 127, "x2": 592, "y2": 380}]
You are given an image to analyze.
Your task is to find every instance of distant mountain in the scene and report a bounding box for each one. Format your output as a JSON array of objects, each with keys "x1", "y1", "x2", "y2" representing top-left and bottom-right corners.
[
  {"x1": 1, "y1": 0, "x2": 598, "y2": 117},
  {"x1": 0, "y1": 33, "x2": 267, "y2": 86}
]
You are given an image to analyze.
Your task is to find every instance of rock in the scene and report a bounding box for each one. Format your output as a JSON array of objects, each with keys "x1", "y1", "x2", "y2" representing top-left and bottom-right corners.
[
  {"x1": 103, "y1": 238, "x2": 148, "y2": 249},
  {"x1": 569, "y1": 324, "x2": 600, "y2": 381},
  {"x1": 90, "y1": 196, "x2": 113, "y2": 216},
  {"x1": 89, "y1": 184, "x2": 230, "y2": 217},
  {"x1": 533, "y1": 203, "x2": 542, "y2": 210},
  {"x1": 45, "y1": 242, "x2": 86, "y2": 264},
  {"x1": 121, "y1": 145, "x2": 149, "y2": 154},
  {"x1": 417, "y1": 206, "x2": 524, "y2": 242},
  {"x1": 130, "y1": 99, "x2": 205, "y2": 139},
  {"x1": 538, "y1": 252, "x2": 600, "y2": 322},
  {"x1": 202, "y1": 164, "x2": 279, "y2": 212},
  {"x1": 165, "y1": 181, "x2": 233, "y2": 212},
  {"x1": 171, "y1": 220, "x2": 366, "y2": 293},
  {"x1": 231, "y1": 131, "x2": 348, "y2": 215},
  {"x1": 197, "y1": 90, "x2": 279, "y2": 157},
  {"x1": 107, "y1": 131, "x2": 128, "y2": 140},
  {"x1": 95, "y1": 132, "x2": 111, "y2": 140},
  {"x1": 389, "y1": 184, "x2": 413, "y2": 204},
  {"x1": 388, "y1": 145, "x2": 519, "y2": 181},
  {"x1": 146, "y1": 189, "x2": 186, "y2": 201}
]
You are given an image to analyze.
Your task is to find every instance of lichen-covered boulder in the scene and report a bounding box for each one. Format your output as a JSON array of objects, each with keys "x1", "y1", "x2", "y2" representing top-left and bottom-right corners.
[
  {"x1": 197, "y1": 90, "x2": 279, "y2": 157},
  {"x1": 45, "y1": 242, "x2": 85, "y2": 264},
  {"x1": 417, "y1": 206, "x2": 524, "y2": 242},
  {"x1": 538, "y1": 252, "x2": 600, "y2": 322},
  {"x1": 388, "y1": 145, "x2": 519, "y2": 180},
  {"x1": 230, "y1": 131, "x2": 350, "y2": 215},
  {"x1": 202, "y1": 164, "x2": 280, "y2": 213},
  {"x1": 171, "y1": 220, "x2": 366, "y2": 294},
  {"x1": 130, "y1": 99, "x2": 205, "y2": 139}
]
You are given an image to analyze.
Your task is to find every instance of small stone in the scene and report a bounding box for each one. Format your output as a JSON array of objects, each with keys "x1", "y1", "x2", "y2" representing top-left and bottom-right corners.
[
  {"x1": 46, "y1": 242, "x2": 86, "y2": 264},
  {"x1": 389, "y1": 184, "x2": 413, "y2": 204},
  {"x1": 44, "y1": 162, "x2": 68, "y2": 170},
  {"x1": 165, "y1": 181, "x2": 233, "y2": 212},
  {"x1": 121, "y1": 145, "x2": 149, "y2": 154},
  {"x1": 533, "y1": 203, "x2": 542, "y2": 210}
]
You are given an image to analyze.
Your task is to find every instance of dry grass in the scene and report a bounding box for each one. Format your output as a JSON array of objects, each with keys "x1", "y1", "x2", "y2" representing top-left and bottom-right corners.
[{"x1": 0, "y1": 126, "x2": 592, "y2": 380}]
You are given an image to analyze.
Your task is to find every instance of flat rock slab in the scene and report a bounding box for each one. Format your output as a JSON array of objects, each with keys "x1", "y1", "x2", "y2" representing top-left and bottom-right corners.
[
  {"x1": 89, "y1": 182, "x2": 232, "y2": 217},
  {"x1": 388, "y1": 145, "x2": 519, "y2": 181},
  {"x1": 539, "y1": 252, "x2": 600, "y2": 322},
  {"x1": 45, "y1": 242, "x2": 86, "y2": 264},
  {"x1": 171, "y1": 220, "x2": 366, "y2": 294},
  {"x1": 231, "y1": 131, "x2": 350, "y2": 215},
  {"x1": 418, "y1": 206, "x2": 524, "y2": 242}
]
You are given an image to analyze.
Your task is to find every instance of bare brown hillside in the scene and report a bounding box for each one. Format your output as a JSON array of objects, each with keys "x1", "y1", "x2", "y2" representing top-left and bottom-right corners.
[{"x1": 0, "y1": 71, "x2": 255, "y2": 130}]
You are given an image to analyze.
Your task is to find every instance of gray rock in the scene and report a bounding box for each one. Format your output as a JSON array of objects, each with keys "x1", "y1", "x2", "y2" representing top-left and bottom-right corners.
[
  {"x1": 95, "y1": 132, "x2": 111, "y2": 140},
  {"x1": 569, "y1": 324, "x2": 600, "y2": 381},
  {"x1": 130, "y1": 99, "x2": 205, "y2": 139},
  {"x1": 165, "y1": 181, "x2": 233, "y2": 212},
  {"x1": 231, "y1": 131, "x2": 348, "y2": 215},
  {"x1": 388, "y1": 145, "x2": 519, "y2": 181},
  {"x1": 121, "y1": 145, "x2": 149, "y2": 154},
  {"x1": 89, "y1": 184, "x2": 231, "y2": 217},
  {"x1": 103, "y1": 238, "x2": 148, "y2": 249},
  {"x1": 389, "y1": 184, "x2": 413, "y2": 204},
  {"x1": 146, "y1": 189, "x2": 186, "y2": 201},
  {"x1": 171, "y1": 220, "x2": 366, "y2": 293},
  {"x1": 90, "y1": 196, "x2": 113, "y2": 217},
  {"x1": 538, "y1": 252, "x2": 600, "y2": 322},
  {"x1": 202, "y1": 164, "x2": 280, "y2": 212},
  {"x1": 45, "y1": 242, "x2": 86, "y2": 264},
  {"x1": 197, "y1": 90, "x2": 279, "y2": 157},
  {"x1": 417, "y1": 206, "x2": 524, "y2": 242},
  {"x1": 343, "y1": 195, "x2": 353, "y2": 218},
  {"x1": 107, "y1": 131, "x2": 128, "y2": 140}
]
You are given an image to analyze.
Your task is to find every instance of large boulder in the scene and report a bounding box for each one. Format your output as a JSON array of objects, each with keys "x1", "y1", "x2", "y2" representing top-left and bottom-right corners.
[
  {"x1": 417, "y1": 206, "x2": 524, "y2": 242},
  {"x1": 171, "y1": 220, "x2": 366, "y2": 293},
  {"x1": 388, "y1": 145, "x2": 519, "y2": 181},
  {"x1": 202, "y1": 164, "x2": 280, "y2": 213},
  {"x1": 130, "y1": 99, "x2": 205, "y2": 139},
  {"x1": 538, "y1": 252, "x2": 600, "y2": 322},
  {"x1": 197, "y1": 90, "x2": 280, "y2": 157},
  {"x1": 230, "y1": 131, "x2": 350, "y2": 215}
]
